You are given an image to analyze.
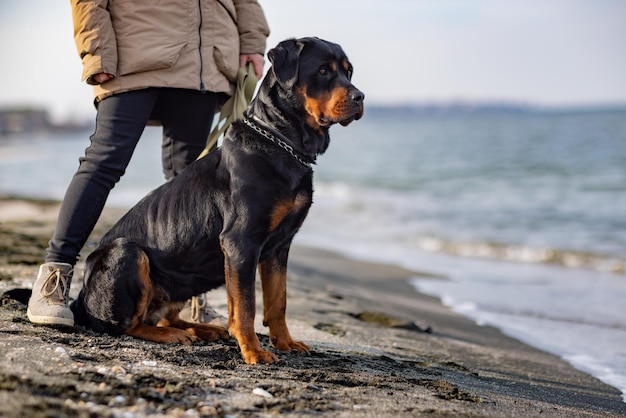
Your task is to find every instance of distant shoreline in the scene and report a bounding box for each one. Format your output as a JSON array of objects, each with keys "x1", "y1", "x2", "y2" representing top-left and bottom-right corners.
[
  {"x1": 2, "y1": 102, "x2": 625, "y2": 138},
  {"x1": 365, "y1": 102, "x2": 626, "y2": 118}
]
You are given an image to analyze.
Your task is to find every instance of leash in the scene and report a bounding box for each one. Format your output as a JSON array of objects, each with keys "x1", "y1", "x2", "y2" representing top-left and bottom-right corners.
[
  {"x1": 197, "y1": 62, "x2": 258, "y2": 160},
  {"x1": 242, "y1": 115, "x2": 315, "y2": 168}
]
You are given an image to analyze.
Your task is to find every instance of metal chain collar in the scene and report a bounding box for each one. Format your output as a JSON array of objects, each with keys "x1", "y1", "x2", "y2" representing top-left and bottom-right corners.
[{"x1": 242, "y1": 116, "x2": 312, "y2": 168}]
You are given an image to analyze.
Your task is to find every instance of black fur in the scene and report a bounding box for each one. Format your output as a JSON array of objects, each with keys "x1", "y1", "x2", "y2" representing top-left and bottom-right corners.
[{"x1": 70, "y1": 37, "x2": 364, "y2": 362}]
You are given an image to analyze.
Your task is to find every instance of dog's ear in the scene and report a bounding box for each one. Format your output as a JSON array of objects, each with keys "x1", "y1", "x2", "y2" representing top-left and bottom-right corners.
[{"x1": 268, "y1": 39, "x2": 305, "y2": 90}]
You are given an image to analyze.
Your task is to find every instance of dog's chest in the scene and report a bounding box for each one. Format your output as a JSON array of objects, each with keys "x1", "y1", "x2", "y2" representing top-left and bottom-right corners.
[{"x1": 268, "y1": 191, "x2": 311, "y2": 233}]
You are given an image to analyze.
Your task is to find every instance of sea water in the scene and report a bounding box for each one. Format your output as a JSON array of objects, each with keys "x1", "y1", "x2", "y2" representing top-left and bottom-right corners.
[{"x1": 1, "y1": 107, "x2": 625, "y2": 400}]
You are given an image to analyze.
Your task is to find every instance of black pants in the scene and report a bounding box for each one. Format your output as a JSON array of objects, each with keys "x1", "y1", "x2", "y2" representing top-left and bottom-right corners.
[{"x1": 46, "y1": 88, "x2": 219, "y2": 265}]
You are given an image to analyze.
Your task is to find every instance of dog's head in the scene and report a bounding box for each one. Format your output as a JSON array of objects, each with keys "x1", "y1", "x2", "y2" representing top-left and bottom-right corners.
[{"x1": 268, "y1": 37, "x2": 365, "y2": 130}]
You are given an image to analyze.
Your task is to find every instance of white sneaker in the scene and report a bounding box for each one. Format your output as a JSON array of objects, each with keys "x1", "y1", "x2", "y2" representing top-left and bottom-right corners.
[{"x1": 27, "y1": 262, "x2": 74, "y2": 327}]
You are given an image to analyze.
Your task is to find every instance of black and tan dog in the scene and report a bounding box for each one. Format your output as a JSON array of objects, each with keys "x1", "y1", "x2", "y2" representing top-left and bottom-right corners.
[{"x1": 70, "y1": 37, "x2": 364, "y2": 364}]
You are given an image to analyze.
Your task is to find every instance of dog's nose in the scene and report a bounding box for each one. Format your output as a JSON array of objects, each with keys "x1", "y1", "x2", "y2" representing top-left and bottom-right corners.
[{"x1": 350, "y1": 89, "x2": 364, "y2": 104}]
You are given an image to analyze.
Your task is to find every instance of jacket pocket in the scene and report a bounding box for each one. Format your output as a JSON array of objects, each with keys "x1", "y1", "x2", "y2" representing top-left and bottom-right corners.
[
  {"x1": 118, "y1": 42, "x2": 187, "y2": 76},
  {"x1": 213, "y1": 46, "x2": 238, "y2": 83},
  {"x1": 110, "y1": 0, "x2": 191, "y2": 76}
]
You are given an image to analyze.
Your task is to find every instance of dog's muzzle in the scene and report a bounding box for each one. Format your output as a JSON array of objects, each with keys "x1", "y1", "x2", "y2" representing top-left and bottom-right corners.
[{"x1": 339, "y1": 88, "x2": 365, "y2": 126}]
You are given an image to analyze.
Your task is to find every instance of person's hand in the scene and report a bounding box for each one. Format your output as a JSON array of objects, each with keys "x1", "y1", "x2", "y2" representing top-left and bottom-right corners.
[
  {"x1": 239, "y1": 54, "x2": 265, "y2": 79},
  {"x1": 91, "y1": 73, "x2": 114, "y2": 84}
]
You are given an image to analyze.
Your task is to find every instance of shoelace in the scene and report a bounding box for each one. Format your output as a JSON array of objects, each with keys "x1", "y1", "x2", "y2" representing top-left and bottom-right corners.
[
  {"x1": 190, "y1": 295, "x2": 207, "y2": 322},
  {"x1": 190, "y1": 294, "x2": 224, "y2": 323},
  {"x1": 41, "y1": 267, "x2": 72, "y2": 304}
]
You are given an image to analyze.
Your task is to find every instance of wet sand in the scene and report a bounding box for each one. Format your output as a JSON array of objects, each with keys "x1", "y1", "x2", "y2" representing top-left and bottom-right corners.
[{"x1": 1, "y1": 196, "x2": 624, "y2": 417}]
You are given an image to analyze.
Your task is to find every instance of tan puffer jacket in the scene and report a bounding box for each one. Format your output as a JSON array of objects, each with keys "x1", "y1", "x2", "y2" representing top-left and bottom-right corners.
[{"x1": 71, "y1": 0, "x2": 270, "y2": 102}]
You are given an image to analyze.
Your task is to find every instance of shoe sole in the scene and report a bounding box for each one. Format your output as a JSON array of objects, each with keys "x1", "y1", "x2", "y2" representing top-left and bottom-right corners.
[{"x1": 27, "y1": 309, "x2": 74, "y2": 327}]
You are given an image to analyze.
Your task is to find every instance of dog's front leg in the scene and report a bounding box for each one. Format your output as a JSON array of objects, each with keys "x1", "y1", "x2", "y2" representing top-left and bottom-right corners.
[
  {"x1": 221, "y1": 239, "x2": 278, "y2": 364},
  {"x1": 259, "y1": 248, "x2": 310, "y2": 353}
]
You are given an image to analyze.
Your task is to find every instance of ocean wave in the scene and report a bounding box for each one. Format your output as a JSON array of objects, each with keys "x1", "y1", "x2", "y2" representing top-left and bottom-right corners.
[{"x1": 413, "y1": 236, "x2": 626, "y2": 275}]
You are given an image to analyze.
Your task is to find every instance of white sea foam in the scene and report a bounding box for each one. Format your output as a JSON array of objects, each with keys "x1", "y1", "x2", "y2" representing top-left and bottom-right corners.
[
  {"x1": 565, "y1": 355, "x2": 626, "y2": 402},
  {"x1": 412, "y1": 235, "x2": 626, "y2": 274}
]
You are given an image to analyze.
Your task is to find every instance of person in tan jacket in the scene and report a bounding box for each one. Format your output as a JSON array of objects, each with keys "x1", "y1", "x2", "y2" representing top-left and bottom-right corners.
[{"x1": 27, "y1": 0, "x2": 270, "y2": 327}]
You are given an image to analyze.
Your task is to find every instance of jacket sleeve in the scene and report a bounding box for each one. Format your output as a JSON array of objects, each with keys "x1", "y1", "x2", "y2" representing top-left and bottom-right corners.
[
  {"x1": 70, "y1": 0, "x2": 117, "y2": 84},
  {"x1": 234, "y1": 0, "x2": 270, "y2": 55}
]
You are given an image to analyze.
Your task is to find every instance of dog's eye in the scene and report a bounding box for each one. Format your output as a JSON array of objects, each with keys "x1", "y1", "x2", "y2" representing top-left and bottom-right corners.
[
  {"x1": 318, "y1": 66, "x2": 329, "y2": 76},
  {"x1": 347, "y1": 69, "x2": 353, "y2": 79}
]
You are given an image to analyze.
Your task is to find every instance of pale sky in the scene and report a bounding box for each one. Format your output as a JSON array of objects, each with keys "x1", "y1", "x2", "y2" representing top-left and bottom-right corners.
[{"x1": 1, "y1": 0, "x2": 625, "y2": 122}]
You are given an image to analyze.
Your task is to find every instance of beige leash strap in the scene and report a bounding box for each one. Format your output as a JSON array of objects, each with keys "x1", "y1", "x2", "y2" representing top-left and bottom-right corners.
[{"x1": 197, "y1": 62, "x2": 258, "y2": 159}]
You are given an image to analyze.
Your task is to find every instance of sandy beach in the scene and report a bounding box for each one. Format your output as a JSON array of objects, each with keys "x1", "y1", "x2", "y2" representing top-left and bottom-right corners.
[{"x1": 0, "y1": 195, "x2": 624, "y2": 417}]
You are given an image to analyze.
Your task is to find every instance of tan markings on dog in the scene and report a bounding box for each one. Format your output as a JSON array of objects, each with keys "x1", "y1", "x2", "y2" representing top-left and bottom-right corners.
[
  {"x1": 227, "y1": 277, "x2": 270, "y2": 363},
  {"x1": 269, "y1": 201, "x2": 293, "y2": 232},
  {"x1": 124, "y1": 252, "x2": 195, "y2": 344},
  {"x1": 342, "y1": 60, "x2": 350, "y2": 72},
  {"x1": 300, "y1": 86, "x2": 352, "y2": 127},
  {"x1": 158, "y1": 308, "x2": 229, "y2": 342},
  {"x1": 298, "y1": 86, "x2": 328, "y2": 131},
  {"x1": 222, "y1": 244, "x2": 278, "y2": 364},
  {"x1": 259, "y1": 258, "x2": 310, "y2": 353},
  {"x1": 259, "y1": 257, "x2": 285, "y2": 328},
  {"x1": 269, "y1": 193, "x2": 310, "y2": 232},
  {"x1": 326, "y1": 87, "x2": 351, "y2": 120},
  {"x1": 126, "y1": 322, "x2": 195, "y2": 345},
  {"x1": 128, "y1": 250, "x2": 152, "y2": 328}
]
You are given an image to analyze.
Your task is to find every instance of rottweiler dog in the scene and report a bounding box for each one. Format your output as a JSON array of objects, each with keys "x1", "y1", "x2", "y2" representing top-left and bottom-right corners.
[{"x1": 70, "y1": 37, "x2": 364, "y2": 364}]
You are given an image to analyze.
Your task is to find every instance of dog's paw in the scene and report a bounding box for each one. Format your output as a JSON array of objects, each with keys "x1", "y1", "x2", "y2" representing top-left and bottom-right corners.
[
  {"x1": 213, "y1": 325, "x2": 231, "y2": 340},
  {"x1": 273, "y1": 337, "x2": 310, "y2": 353},
  {"x1": 242, "y1": 348, "x2": 279, "y2": 365},
  {"x1": 129, "y1": 326, "x2": 195, "y2": 345},
  {"x1": 165, "y1": 328, "x2": 196, "y2": 345},
  {"x1": 190, "y1": 324, "x2": 230, "y2": 342},
  {"x1": 179, "y1": 335, "x2": 197, "y2": 345}
]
